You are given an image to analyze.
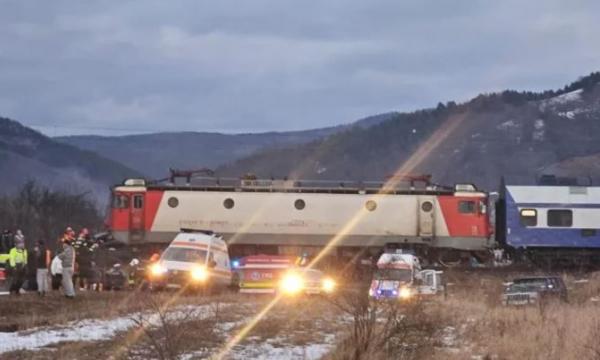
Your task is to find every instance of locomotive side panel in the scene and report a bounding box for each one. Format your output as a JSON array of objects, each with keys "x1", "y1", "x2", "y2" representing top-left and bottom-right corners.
[
  {"x1": 108, "y1": 182, "x2": 492, "y2": 253},
  {"x1": 150, "y1": 191, "x2": 426, "y2": 245}
]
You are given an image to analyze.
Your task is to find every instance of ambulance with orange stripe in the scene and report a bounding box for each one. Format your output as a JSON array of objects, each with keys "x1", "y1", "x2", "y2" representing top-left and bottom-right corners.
[{"x1": 147, "y1": 229, "x2": 232, "y2": 291}]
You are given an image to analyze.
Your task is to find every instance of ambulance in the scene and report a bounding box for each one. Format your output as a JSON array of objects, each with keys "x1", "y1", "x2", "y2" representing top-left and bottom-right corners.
[
  {"x1": 147, "y1": 229, "x2": 232, "y2": 291},
  {"x1": 369, "y1": 251, "x2": 444, "y2": 300}
]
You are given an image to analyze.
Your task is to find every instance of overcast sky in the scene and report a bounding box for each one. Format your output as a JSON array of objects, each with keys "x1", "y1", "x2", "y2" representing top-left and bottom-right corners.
[{"x1": 0, "y1": 1, "x2": 599, "y2": 136}]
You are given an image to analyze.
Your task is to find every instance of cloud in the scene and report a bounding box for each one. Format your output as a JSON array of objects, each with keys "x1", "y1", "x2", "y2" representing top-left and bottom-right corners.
[{"x1": 0, "y1": 0, "x2": 599, "y2": 135}]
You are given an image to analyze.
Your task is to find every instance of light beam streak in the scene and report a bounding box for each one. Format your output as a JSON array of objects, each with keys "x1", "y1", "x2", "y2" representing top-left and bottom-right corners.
[{"x1": 213, "y1": 112, "x2": 467, "y2": 358}]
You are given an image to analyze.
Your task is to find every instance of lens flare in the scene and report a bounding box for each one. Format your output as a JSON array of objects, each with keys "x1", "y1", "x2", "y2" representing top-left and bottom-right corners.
[
  {"x1": 280, "y1": 272, "x2": 304, "y2": 295},
  {"x1": 215, "y1": 113, "x2": 467, "y2": 359},
  {"x1": 150, "y1": 263, "x2": 166, "y2": 277},
  {"x1": 399, "y1": 286, "x2": 413, "y2": 299},
  {"x1": 191, "y1": 266, "x2": 208, "y2": 281},
  {"x1": 322, "y1": 277, "x2": 336, "y2": 293}
]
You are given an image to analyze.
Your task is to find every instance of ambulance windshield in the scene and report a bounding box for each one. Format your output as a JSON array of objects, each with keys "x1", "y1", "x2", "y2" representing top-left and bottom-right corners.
[
  {"x1": 374, "y1": 268, "x2": 412, "y2": 282},
  {"x1": 162, "y1": 247, "x2": 208, "y2": 263}
]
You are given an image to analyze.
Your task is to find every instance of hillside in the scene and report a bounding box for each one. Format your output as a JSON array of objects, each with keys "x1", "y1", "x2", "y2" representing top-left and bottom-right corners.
[
  {"x1": 0, "y1": 118, "x2": 140, "y2": 200},
  {"x1": 217, "y1": 72, "x2": 600, "y2": 190},
  {"x1": 56, "y1": 113, "x2": 397, "y2": 179}
]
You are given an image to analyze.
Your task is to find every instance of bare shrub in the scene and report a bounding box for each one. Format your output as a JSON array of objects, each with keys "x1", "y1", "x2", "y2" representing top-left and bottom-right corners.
[
  {"x1": 326, "y1": 283, "x2": 436, "y2": 360},
  {"x1": 127, "y1": 296, "x2": 222, "y2": 360}
]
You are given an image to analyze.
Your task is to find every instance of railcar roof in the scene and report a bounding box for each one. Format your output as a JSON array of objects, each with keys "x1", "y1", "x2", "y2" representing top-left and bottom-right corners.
[{"x1": 115, "y1": 177, "x2": 486, "y2": 196}]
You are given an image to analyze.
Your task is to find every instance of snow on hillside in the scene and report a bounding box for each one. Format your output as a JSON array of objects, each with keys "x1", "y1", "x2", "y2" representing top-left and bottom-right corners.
[{"x1": 539, "y1": 89, "x2": 583, "y2": 111}]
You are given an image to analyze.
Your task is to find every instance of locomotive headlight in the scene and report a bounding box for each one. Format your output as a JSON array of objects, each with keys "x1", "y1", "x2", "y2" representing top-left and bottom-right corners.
[
  {"x1": 399, "y1": 287, "x2": 413, "y2": 300},
  {"x1": 322, "y1": 277, "x2": 336, "y2": 293},
  {"x1": 191, "y1": 266, "x2": 209, "y2": 282},
  {"x1": 280, "y1": 272, "x2": 304, "y2": 295},
  {"x1": 150, "y1": 263, "x2": 166, "y2": 277}
]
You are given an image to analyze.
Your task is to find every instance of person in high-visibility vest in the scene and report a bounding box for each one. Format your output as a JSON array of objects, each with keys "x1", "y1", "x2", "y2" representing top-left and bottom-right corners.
[{"x1": 8, "y1": 241, "x2": 28, "y2": 295}]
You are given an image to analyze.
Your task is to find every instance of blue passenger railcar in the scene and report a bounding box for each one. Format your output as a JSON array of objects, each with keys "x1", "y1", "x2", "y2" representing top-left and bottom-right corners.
[{"x1": 498, "y1": 184, "x2": 600, "y2": 263}]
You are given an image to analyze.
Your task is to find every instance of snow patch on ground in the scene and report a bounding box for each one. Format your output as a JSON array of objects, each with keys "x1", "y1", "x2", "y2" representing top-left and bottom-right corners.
[
  {"x1": 0, "y1": 317, "x2": 135, "y2": 354},
  {"x1": 0, "y1": 304, "x2": 214, "y2": 354},
  {"x1": 229, "y1": 333, "x2": 337, "y2": 360},
  {"x1": 441, "y1": 326, "x2": 458, "y2": 348}
]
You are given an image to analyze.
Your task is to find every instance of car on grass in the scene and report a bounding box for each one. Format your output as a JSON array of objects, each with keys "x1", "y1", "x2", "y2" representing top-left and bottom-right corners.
[{"x1": 502, "y1": 276, "x2": 567, "y2": 306}]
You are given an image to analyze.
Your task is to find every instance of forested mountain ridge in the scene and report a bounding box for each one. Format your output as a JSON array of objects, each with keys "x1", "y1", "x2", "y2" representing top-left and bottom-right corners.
[
  {"x1": 56, "y1": 113, "x2": 397, "y2": 179},
  {"x1": 216, "y1": 72, "x2": 600, "y2": 190},
  {"x1": 0, "y1": 117, "x2": 140, "y2": 199}
]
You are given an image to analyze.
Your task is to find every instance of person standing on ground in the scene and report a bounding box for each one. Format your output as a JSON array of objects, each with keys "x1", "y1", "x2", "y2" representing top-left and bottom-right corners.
[
  {"x1": 50, "y1": 253, "x2": 63, "y2": 290},
  {"x1": 14, "y1": 229, "x2": 25, "y2": 246},
  {"x1": 8, "y1": 240, "x2": 27, "y2": 295},
  {"x1": 58, "y1": 238, "x2": 76, "y2": 299},
  {"x1": 33, "y1": 241, "x2": 51, "y2": 296},
  {"x1": 1, "y1": 229, "x2": 13, "y2": 254}
]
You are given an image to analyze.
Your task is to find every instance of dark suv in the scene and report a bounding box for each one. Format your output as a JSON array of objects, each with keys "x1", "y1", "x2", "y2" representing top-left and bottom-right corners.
[{"x1": 502, "y1": 276, "x2": 567, "y2": 306}]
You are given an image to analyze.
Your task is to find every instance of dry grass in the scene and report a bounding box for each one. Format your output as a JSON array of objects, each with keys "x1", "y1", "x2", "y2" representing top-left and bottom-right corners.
[
  {"x1": 1, "y1": 293, "x2": 345, "y2": 359},
  {"x1": 3, "y1": 270, "x2": 600, "y2": 360},
  {"x1": 324, "y1": 270, "x2": 600, "y2": 360},
  {"x1": 0, "y1": 289, "x2": 246, "y2": 332},
  {"x1": 428, "y1": 270, "x2": 600, "y2": 360}
]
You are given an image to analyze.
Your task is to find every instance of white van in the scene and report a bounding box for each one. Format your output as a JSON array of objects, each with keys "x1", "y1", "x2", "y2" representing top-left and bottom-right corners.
[{"x1": 148, "y1": 230, "x2": 232, "y2": 291}]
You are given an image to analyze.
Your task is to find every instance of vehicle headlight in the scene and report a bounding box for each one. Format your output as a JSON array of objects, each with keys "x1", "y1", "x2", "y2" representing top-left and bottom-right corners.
[
  {"x1": 399, "y1": 287, "x2": 413, "y2": 300},
  {"x1": 322, "y1": 278, "x2": 336, "y2": 293},
  {"x1": 280, "y1": 272, "x2": 304, "y2": 295},
  {"x1": 150, "y1": 263, "x2": 166, "y2": 277},
  {"x1": 191, "y1": 266, "x2": 208, "y2": 282}
]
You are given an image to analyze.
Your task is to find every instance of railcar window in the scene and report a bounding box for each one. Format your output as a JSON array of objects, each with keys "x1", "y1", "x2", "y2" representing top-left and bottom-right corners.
[
  {"x1": 112, "y1": 195, "x2": 129, "y2": 209},
  {"x1": 458, "y1": 201, "x2": 476, "y2": 214},
  {"x1": 520, "y1": 209, "x2": 537, "y2": 227},
  {"x1": 133, "y1": 195, "x2": 144, "y2": 209},
  {"x1": 547, "y1": 210, "x2": 573, "y2": 227}
]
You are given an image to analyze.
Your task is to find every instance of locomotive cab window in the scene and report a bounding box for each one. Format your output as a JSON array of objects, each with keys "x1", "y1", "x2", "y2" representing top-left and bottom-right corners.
[
  {"x1": 519, "y1": 209, "x2": 537, "y2": 227},
  {"x1": 458, "y1": 201, "x2": 476, "y2": 214},
  {"x1": 112, "y1": 195, "x2": 129, "y2": 209},
  {"x1": 547, "y1": 209, "x2": 573, "y2": 227},
  {"x1": 133, "y1": 195, "x2": 144, "y2": 209}
]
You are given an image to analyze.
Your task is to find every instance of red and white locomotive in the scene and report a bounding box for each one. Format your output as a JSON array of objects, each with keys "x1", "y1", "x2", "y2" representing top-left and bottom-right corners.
[{"x1": 107, "y1": 174, "x2": 493, "y2": 262}]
